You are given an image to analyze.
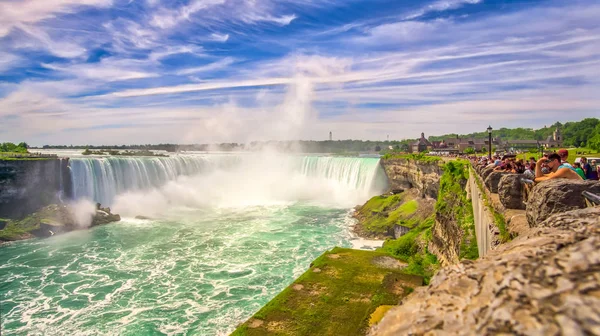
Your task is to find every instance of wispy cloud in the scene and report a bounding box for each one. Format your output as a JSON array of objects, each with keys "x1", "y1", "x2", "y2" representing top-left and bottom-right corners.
[
  {"x1": 0, "y1": 0, "x2": 112, "y2": 37},
  {"x1": 175, "y1": 57, "x2": 236, "y2": 75},
  {"x1": 404, "y1": 0, "x2": 481, "y2": 20}
]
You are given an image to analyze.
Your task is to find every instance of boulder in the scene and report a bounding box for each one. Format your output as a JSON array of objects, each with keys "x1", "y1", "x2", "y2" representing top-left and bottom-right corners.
[
  {"x1": 484, "y1": 171, "x2": 512, "y2": 193},
  {"x1": 481, "y1": 167, "x2": 494, "y2": 181},
  {"x1": 92, "y1": 210, "x2": 121, "y2": 226},
  {"x1": 498, "y1": 174, "x2": 525, "y2": 209},
  {"x1": 526, "y1": 179, "x2": 600, "y2": 227}
]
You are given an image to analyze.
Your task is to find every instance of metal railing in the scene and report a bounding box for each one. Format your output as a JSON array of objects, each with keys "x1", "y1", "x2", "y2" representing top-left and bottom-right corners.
[{"x1": 583, "y1": 191, "x2": 600, "y2": 207}]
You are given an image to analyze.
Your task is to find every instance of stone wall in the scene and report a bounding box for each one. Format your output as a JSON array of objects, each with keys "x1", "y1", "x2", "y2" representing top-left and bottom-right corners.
[
  {"x1": 371, "y1": 206, "x2": 600, "y2": 335},
  {"x1": 380, "y1": 158, "x2": 442, "y2": 199},
  {"x1": 0, "y1": 159, "x2": 72, "y2": 219},
  {"x1": 467, "y1": 172, "x2": 493, "y2": 257}
]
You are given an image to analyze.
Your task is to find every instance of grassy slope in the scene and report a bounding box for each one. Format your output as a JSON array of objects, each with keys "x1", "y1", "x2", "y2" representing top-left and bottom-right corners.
[
  {"x1": 231, "y1": 247, "x2": 422, "y2": 336},
  {"x1": 379, "y1": 216, "x2": 439, "y2": 283}
]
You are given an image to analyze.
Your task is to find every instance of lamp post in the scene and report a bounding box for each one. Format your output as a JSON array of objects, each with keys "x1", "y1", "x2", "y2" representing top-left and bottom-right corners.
[{"x1": 487, "y1": 125, "x2": 493, "y2": 160}]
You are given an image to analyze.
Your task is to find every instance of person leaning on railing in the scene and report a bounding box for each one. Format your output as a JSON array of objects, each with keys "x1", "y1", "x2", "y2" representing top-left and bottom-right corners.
[{"x1": 534, "y1": 153, "x2": 583, "y2": 182}]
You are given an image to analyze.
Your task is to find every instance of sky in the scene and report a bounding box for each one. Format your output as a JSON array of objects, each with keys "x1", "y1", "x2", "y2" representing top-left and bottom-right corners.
[{"x1": 0, "y1": 0, "x2": 599, "y2": 145}]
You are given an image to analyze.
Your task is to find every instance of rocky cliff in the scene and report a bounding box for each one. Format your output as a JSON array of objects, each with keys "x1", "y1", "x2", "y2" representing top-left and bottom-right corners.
[
  {"x1": 371, "y1": 206, "x2": 600, "y2": 335},
  {"x1": 0, "y1": 159, "x2": 72, "y2": 219},
  {"x1": 379, "y1": 157, "x2": 442, "y2": 199}
]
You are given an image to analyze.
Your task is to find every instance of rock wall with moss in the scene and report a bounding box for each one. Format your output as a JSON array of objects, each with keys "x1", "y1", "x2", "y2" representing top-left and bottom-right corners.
[
  {"x1": 0, "y1": 159, "x2": 72, "y2": 219},
  {"x1": 428, "y1": 160, "x2": 478, "y2": 266}
]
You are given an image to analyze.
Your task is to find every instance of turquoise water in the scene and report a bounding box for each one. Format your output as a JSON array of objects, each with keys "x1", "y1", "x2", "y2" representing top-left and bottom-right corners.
[
  {"x1": 0, "y1": 205, "x2": 353, "y2": 335},
  {"x1": 0, "y1": 154, "x2": 386, "y2": 335}
]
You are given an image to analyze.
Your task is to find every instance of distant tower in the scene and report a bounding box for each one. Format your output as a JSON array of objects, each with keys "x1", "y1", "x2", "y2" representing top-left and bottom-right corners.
[
  {"x1": 329, "y1": 131, "x2": 332, "y2": 141},
  {"x1": 387, "y1": 134, "x2": 389, "y2": 141},
  {"x1": 553, "y1": 127, "x2": 561, "y2": 143}
]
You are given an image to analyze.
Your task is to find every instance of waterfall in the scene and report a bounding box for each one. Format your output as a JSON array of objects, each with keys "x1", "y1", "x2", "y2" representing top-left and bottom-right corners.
[{"x1": 70, "y1": 155, "x2": 387, "y2": 207}]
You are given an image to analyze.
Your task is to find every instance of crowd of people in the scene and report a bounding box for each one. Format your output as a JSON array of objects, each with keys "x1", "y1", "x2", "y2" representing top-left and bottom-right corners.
[{"x1": 472, "y1": 149, "x2": 599, "y2": 182}]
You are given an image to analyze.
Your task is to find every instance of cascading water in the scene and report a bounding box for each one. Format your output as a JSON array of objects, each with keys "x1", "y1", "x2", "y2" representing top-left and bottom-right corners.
[
  {"x1": 1, "y1": 153, "x2": 388, "y2": 336},
  {"x1": 69, "y1": 154, "x2": 387, "y2": 208}
]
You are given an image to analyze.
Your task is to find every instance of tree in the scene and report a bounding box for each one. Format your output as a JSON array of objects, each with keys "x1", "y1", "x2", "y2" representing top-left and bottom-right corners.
[
  {"x1": 464, "y1": 147, "x2": 476, "y2": 154},
  {"x1": 375, "y1": 145, "x2": 381, "y2": 152}
]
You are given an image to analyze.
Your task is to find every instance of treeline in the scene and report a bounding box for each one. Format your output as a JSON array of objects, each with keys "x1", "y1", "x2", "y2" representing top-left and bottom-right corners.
[
  {"x1": 0, "y1": 142, "x2": 29, "y2": 153},
  {"x1": 429, "y1": 118, "x2": 600, "y2": 149},
  {"x1": 43, "y1": 140, "x2": 414, "y2": 153}
]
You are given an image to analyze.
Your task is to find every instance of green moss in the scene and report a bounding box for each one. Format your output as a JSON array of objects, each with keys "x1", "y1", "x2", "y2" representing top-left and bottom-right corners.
[
  {"x1": 355, "y1": 194, "x2": 422, "y2": 235},
  {"x1": 435, "y1": 161, "x2": 479, "y2": 260},
  {"x1": 0, "y1": 219, "x2": 31, "y2": 241},
  {"x1": 232, "y1": 248, "x2": 423, "y2": 336}
]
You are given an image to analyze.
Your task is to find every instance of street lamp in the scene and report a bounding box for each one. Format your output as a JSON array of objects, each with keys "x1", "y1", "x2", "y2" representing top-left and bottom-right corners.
[{"x1": 487, "y1": 125, "x2": 493, "y2": 160}]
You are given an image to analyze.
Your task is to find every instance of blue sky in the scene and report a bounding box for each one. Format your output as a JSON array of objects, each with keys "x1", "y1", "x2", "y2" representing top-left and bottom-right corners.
[{"x1": 0, "y1": 0, "x2": 599, "y2": 145}]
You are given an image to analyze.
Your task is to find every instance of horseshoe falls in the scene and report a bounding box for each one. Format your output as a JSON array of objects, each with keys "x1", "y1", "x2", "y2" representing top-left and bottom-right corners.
[{"x1": 0, "y1": 153, "x2": 387, "y2": 336}]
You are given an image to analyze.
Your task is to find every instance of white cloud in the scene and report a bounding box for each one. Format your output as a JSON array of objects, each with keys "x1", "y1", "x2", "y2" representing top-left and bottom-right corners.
[
  {"x1": 209, "y1": 33, "x2": 230, "y2": 42},
  {"x1": 404, "y1": 0, "x2": 481, "y2": 20},
  {"x1": 150, "y1": 0, "x2": 226, "y2": 29},
  {"x1": 42, "y1": 58, "x2": 158, "y2": 82},
  {"x1": 148, "y1": 45, "x2": 204, "y2": 61},
  {"x1": 13, "y1": 24, "x2": 88, "y2": 58},
  {"x1": 0, "y1": 0, "x2": 112, "y2": 38},
  {"x1": 175, "y1": 57, "x2": 236, "y2": 75},
  {"x1": 0, "y1": 52, "x2": 19, "y2": 72},
  {"x1": 149, "y1": 0, "x2": 297, "y2": 30}
]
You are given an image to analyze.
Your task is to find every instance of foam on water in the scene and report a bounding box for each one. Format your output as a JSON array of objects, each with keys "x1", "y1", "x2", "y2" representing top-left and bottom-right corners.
[{"x1": 0, "y1": 204, "x2": 368, "y2": 335}]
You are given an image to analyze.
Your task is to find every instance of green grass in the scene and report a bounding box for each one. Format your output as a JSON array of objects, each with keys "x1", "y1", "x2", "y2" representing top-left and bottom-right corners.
[
  {"x1": 231, "y1": 247, "x2": 423, "y2": 336},
  {"x1": 379, "y1": 216, "x2": 439, "y2": 283},
  {"x1": 516, "y1": 147, "x2": 600, "y2": 164},
  {"x1": 381, "y1": 153, "x2": 442, "y2": 163}
]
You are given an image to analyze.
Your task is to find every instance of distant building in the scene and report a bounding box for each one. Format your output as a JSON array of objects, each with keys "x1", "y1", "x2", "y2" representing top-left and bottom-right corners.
[
  {"x1": 410, "y1": 133, "x2": 433, "y2": 153},
  {"x1": 413, "y1": 127, "x2": 563, "y2": 154},
  {"x1": 329, "y1": 131, "x2": 332, "y2": 141}
]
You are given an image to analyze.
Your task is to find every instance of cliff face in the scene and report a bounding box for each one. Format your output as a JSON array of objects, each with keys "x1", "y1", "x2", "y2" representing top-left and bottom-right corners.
[
  {"x1": 380, "y1": 158, "x2": 442, "y2": 199},
  {"x1": 378, "y1": 158, "x2": 475, "y2": 267},
  {"x1": 0, "y1": 159, "x2": 72, "y2": 219}
]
